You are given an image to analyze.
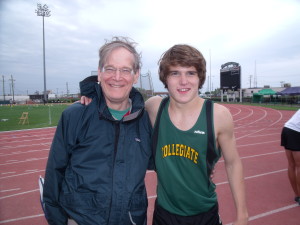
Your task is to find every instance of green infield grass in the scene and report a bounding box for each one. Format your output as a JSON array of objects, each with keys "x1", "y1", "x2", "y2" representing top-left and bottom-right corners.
[
  {"x1": 0, "y1": 104, "x2": 69, "y2": 131},
  {"x1": 0, "y1": 102, "x2": 298, "y2": 132}
]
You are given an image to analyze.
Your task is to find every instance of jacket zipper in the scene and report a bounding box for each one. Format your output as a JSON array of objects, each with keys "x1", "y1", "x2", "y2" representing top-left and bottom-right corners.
[{"x1": 107, "y1": 121, "x2": 120, "y2": 224}]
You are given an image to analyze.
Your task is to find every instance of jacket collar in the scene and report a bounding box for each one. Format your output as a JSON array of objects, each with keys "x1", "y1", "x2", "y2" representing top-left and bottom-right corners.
[{"x1": 95, "y1": 84, "x2": 145, "y2": 122}]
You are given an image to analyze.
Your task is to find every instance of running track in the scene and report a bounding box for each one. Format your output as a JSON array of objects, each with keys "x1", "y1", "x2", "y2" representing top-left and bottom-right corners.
[{"x1": 0, "y1": 104, "x2": 299, "y2": 225}]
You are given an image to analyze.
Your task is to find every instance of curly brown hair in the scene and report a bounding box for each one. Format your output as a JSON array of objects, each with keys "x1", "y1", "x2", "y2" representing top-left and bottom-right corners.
[{"x1": 158, "y1": 44, "x2": 206, "y2": 89}]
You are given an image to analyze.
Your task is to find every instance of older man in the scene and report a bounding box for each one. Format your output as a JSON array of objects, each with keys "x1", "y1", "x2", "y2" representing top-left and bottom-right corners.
[{"x1": 43, "y1": 37, "x2": 153, "y2": 225}]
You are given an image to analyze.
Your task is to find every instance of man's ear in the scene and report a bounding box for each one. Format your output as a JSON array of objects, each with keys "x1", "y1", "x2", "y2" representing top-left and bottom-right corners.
[{"x1": 133, "y1": 69, "x2": 140, "y2": 84}]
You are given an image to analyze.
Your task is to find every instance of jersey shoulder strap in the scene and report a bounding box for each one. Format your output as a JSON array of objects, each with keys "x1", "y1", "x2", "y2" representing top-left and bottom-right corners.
[{"x1": 205, "y1": 99, "x2": 218, "y2": 186}]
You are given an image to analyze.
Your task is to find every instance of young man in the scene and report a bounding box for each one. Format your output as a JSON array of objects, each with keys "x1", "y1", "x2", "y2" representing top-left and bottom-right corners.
[
  {"x1": 43, "y1": 37, "x2": 153, "y2": 225},
  {"x1": 80, "y1": 44, "x2": 248, "y2": 225},
  {"x1": 146, "y1": 44, "x2": 248, "y2": 225}
]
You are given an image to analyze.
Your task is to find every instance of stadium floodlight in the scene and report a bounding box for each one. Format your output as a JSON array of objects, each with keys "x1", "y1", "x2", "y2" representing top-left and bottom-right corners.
[{"x1": 35, "y1": 3, "x2": 51, "y2": 104}]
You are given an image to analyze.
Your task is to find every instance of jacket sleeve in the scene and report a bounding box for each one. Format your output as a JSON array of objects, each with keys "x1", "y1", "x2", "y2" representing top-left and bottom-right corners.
[
  {"x1": 79, "y1": 75, "x2": 98, "y2": 98},
  {"x1": 43, "y1": 111, "x2": 72, "y2": 224}
]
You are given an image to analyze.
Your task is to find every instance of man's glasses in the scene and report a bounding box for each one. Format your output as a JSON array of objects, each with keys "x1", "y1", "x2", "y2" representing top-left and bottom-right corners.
[{"x1": 102, "y1": 67, "x2": 134, "y2": 77}]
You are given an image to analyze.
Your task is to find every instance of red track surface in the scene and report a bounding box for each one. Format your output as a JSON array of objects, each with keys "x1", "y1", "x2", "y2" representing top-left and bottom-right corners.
[{"x1": 1, "y1": 105, "x2": 299, "y2": 225}]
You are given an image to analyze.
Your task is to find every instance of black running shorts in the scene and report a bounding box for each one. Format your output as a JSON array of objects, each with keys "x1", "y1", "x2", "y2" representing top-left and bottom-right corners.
[
  {"x1": 152, "y1": 201, "x2": 222, "y2": 225},
  {"x1": 281, "y1": 127, "x2": 300, "y2": 151}
]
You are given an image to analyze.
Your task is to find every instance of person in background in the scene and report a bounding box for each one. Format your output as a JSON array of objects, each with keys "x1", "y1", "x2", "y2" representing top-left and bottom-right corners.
[
  {"x1": 43, "y1": 37, "x2": 153, "y2": 225},
  {"x1": 281, "y1": 109, "x2": 300, "y2": 205},
  {"x1": 79, "y1": 44, "x2": 248, "y2": 225}
]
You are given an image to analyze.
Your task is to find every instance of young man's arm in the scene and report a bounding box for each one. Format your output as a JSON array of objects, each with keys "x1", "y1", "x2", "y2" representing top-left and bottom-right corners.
[
  {"x1": 214, "y1": 104, "x2": 248, "y2": 225},
  {"x1": 145, "y1": 96, "x2": 162, "y2": 127}
]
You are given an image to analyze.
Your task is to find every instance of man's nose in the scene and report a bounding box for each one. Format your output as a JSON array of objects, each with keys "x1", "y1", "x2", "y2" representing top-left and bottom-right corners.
[
  {"x1": 113, "y1": 70, "x2": 121, "y2": 80},
  {"x1": 179, "y1": 74, "x2": 188, "y2": 84}
]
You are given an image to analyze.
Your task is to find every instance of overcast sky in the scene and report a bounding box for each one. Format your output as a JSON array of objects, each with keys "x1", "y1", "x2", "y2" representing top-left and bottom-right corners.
[{"x1": 1, "y1": 0, "x2": 300, "y2": 96}]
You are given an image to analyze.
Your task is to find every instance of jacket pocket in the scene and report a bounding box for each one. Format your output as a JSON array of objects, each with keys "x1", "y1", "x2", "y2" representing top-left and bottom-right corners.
[
  {"x1": 59, "y1": 192, "x2": 109, "y2": 223},
  {"x1": 126, "y1": 193, "x2": 147, "y2": 225}
]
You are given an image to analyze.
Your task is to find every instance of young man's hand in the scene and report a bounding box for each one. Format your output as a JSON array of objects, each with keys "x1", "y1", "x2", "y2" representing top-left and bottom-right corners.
[{"x1": 80, "y1": 96, "x2": 92, "y2": 105}]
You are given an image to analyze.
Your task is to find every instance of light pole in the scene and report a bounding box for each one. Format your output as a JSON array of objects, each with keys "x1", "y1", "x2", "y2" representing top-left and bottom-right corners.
[{"x1": 35, "y1": 3, "x2": 51, "y2": 104}]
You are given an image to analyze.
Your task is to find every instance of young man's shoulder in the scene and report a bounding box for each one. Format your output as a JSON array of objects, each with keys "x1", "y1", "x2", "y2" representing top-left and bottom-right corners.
[
  {"x1": 145, "y1": 96, "x2": 164, "y2": 126},
  {"x1": 212, "y1": 102, "x2": 230, "y2": 115},
  {"x1": 213, "y1": 103, "x2": 233, "y2": 131},
  {"x1": 145, "y1": 96, "x2": 163, "y2": 111}
]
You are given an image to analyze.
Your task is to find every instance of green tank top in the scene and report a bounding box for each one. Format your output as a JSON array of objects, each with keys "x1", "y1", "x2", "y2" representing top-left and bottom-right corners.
[{"x1": 155, "y1": 99, "x2": 221, "y2": 216}]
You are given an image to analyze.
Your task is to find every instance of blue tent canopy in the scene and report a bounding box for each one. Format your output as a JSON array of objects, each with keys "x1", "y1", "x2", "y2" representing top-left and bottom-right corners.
[{"x1": 277, "y1": 87, "x2": 300, "y2": 95}]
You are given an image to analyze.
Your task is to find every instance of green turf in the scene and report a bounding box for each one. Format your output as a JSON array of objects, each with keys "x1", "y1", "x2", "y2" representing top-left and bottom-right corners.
[
  {"x1": 0, "y1": 102, "x2": 298, "y2": 132},
  {"x1": 0, "y1": 104, "x2": 69, "y2": 131}
]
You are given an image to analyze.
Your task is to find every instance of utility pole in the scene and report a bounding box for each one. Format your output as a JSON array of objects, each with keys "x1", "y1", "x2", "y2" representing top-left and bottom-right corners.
[
  {"x1": 249, "y1": 75, "x2": 252, "y2": 88},
  {"x1": 2, "y1": 75, "x2": 5, "y2": 101},
  {"x1": 148, "y1": 70, "x2": 154, "y2": 96},
  {"x1": 35, "y1": 3, "x2": 51, "y2": 104},
  {"x1": 9, "y1": 75, "x2": 15, "y2": 103},
  {"x1": 254, "y1": 60, "x2": 257, "y2": 88},
  {"x1": 66, "y1": 82, "x2": 69, "y2": 97}
]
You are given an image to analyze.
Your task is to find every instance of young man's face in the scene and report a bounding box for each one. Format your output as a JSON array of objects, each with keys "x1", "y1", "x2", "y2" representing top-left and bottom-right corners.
[
  {"x1": 166, "y1": 65, "x2": 200, "y2": 104},
  {"x1": 98, "y1": 47, "x2": 139, "y2": 109}
]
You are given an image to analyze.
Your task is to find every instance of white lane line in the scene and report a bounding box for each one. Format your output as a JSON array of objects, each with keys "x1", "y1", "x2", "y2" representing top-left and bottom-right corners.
[
  {"x1": 218, "y1": 150, "x2": 284, "y2": 163},
  {"x1": 224, "y1": 203, "x2": 299, "y2": 225},
  {"x1": 235, "y1": 108, "x2": 265, "y2": 125},
  {"x1": 147, "y1": 169, "x2": 287, "y2": 199},
  {"x1": 0, "y1": 169, "x2": 45, "y2": 179},
  {"x1": 236, "y1": 109, "x2": 283, "y2": 140},
  {"x1": 229, "y1": 106, "x2": 254, "y2": 122},
  {"x1": 0, "y1": 214, "x2": 45, "y2": 224},
  {"x1": 0, "y1": 189, "x2": 39, "y2": 200},
  {"x1": 239, "y1": 150, "x2": 284, "y2": 160},
  {"x1": 0, "y1": 137, "x2": 52, "y2": 145},
  {"x1": 237, "y1": 140, "x2": 279, "y2": 147},
  {"x1": 216, "y1": 169, "x2": 287, "y2": 185},
  {"x1": 247, "y1": 132, "x2": 280, "y2": 138},
  {"x1": 0, "y1": 188, "x2": 21, "y2": 193},
  {"x1": 0, "y1": 126, "x2": 55, "y2": 133},
  {"x1": 0, "y1": 201, "x2": 297, "y2": 224},
  {"x1": 1, "y1": 171, "x2": 16, "y2": 175},
  {"x1": 2, "y1": 169, "x2": 286, "y2": 199},
  {"x1": 0, "y1": 149, "x2": 49, "y2": 156},
  {"x1": 0, "y1": 157, "x2": 48, "y2": 166},
  {"x1": 0, "y1": 142, "x2": 51, "y2": 150},
  {"x1": 5, "y1": 160, "x2": 19, "y2": 163}
]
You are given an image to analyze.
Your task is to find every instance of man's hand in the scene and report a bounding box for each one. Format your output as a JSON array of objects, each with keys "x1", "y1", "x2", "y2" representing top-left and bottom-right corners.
[
  {"x1": 80, "y1": 96, "x2": 92, "y2": 105},
  {"x1": 210, "y1": 169, "x2": 215, "y2": 181}
]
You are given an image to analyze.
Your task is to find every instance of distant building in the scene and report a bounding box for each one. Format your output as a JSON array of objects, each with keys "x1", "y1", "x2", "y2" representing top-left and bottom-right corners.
[{"x1": 242, "y1": 87, "x2": 285, "y2": 98}]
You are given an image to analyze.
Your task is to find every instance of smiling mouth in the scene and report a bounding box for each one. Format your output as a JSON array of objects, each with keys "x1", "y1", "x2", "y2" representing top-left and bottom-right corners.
[
  {"x1": 178, "y1": 88, "x2": 189, "y2": 92},
  {"x1": 110, "y1": 84, "x2": 123, "y2": 88}
]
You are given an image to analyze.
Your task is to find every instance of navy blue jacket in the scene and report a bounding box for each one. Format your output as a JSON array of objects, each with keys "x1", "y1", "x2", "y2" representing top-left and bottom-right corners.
[{"x1": 43, "y1": 83, "x2": 154, "y2": 225}]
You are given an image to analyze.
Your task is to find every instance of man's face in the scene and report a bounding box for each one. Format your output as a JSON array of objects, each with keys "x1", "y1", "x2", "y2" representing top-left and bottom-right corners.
[
  {"x1": 98, "y1": 47, "x2": 139, "y2": 109},
  {"x1": 166, "y1": 65, "x2": 200, "y2": 104}
]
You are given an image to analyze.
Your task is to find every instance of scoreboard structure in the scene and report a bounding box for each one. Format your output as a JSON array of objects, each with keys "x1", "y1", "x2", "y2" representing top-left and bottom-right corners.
[{"x1": 220, "y1": 62, "x2": 241, "y2": 91}]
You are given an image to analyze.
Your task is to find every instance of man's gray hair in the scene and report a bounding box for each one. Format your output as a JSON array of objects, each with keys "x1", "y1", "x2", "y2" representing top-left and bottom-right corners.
[{"x1": 98, "y1": 36, "x2": 142, "y2": 73}]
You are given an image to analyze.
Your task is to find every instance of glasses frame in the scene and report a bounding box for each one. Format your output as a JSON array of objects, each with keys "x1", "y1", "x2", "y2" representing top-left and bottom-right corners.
[{"x1": 101, "y1": 66, "x2": 135, "y2": 77}]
